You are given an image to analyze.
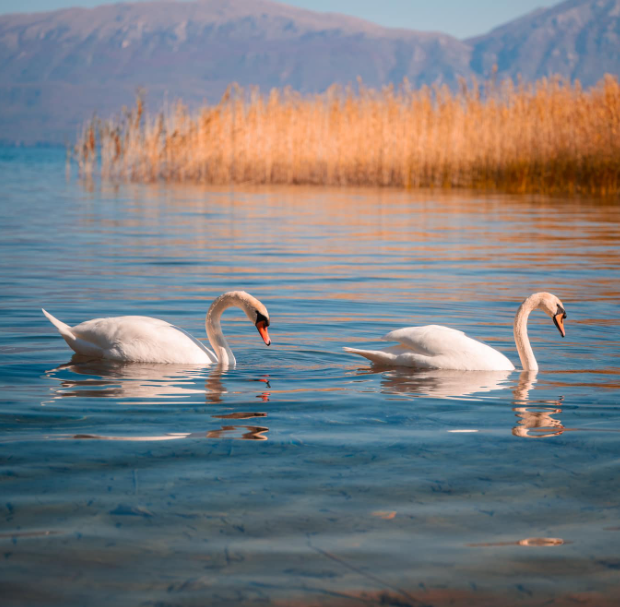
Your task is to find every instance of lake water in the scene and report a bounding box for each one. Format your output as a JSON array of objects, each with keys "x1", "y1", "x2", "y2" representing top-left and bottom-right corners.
[{"x1": 1, "y1": 147, "x2": 619, "y2": 607}]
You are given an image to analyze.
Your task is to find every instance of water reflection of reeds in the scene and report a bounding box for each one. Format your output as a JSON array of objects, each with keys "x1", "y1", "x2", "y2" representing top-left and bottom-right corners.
[{"x1": 72, "y1": 183, "x2": 620, "y2": 320}]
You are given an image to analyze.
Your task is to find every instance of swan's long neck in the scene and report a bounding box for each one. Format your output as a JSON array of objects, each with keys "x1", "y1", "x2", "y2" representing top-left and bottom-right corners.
[
  {"x1": 205, "y1": 292, "x2": 250, "y2": 368},
  {"x1": 513, "y1": 295, "x2": 540, "y2": 372}
]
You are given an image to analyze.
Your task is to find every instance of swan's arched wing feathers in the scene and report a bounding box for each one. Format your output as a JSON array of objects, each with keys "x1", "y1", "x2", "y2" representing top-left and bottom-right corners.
[
  {"x1": 383, "y1": 325, "x2": 468, "y2": 356},
  {"x1": 72, "y1": 316, "x2": 173, "y2": 351},
  {"x1": 70, "y1": 316, "x2": 216, "y2": 364},
  {"x1": 371, "y1": 324, "x2": 515, "y2": 370}
]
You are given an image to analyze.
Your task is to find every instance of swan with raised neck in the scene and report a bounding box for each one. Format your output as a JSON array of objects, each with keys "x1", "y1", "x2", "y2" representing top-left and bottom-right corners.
[
  {"x1": 343, "y1": 291, "x2": 567, "y2": 371},
  {"x1": 42, "y1": 290, "x2": 271, "y2": 367},
  {"x1": 513, "y1": 292, "x2": 566, "y2": 371},
  {"x1": 206, "y1": 291, "x2": 271, "y2": 368}
]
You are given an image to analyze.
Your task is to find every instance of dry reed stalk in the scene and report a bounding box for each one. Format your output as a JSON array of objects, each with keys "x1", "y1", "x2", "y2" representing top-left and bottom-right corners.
[{"x1": 74, "y1": 75, "x2": 620, "y2": 196}]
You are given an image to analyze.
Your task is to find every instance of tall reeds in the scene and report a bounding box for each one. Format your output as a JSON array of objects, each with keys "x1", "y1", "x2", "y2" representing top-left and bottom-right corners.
[{"x1": 75, "y1": 75, "x2": 620, "y2": 195}]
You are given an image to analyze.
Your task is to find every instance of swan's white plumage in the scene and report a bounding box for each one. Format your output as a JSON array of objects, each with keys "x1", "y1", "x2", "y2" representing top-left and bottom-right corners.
[
  {"x1": 344, "y1": 292, "x2": 567, "y2": 372},
  {"x1": 43, "y1": 310, "x2": 215, "y2": 364},
  {"x1": 42, "y1": 290, "x2": 270, "y2": 366},
  {"x1": 344, "y1": 324, "x2": 515, "y2": 371}
]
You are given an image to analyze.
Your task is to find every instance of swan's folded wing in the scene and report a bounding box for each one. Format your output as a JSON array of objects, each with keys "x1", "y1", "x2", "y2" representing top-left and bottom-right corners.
[
  {"x1": 343, "y1": 344, "x2": 446, "y2": 368},
  {"x1": 383, "y1": 325, "x2": 468, "y2": 356},
  {"x1": 170, "y1": 324, "x2": 218, "y2": 363},
  {"x1": 71, "y1": 316, "x2": 172, "y2": 351},
  {"x1": 72, "y1": 316, "x2": 217, "y2": 364},
  {"x1": 382, "y1": 324, "x2": 515, "y2": 371}
]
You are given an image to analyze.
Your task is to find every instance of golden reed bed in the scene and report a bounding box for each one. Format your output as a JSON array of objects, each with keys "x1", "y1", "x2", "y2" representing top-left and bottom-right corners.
[{"x1": 75, "y1": 75, "x2": 620, "y2": 196}]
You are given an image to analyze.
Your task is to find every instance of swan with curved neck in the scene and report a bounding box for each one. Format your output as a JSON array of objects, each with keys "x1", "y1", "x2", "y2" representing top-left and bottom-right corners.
[
  {"x1": 42, "y1": 290, "x2": 271, "y2": 367},
  {"x1": 344, "y1": 292, "x2": 567, "y2": 371}
]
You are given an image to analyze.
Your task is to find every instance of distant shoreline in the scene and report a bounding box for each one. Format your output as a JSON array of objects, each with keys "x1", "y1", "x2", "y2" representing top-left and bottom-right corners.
[{"x1": 0, "y1": 141, "x2": 66, "y2": 149}]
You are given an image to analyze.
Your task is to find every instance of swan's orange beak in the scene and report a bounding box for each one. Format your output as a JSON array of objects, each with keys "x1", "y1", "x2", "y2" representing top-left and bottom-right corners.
[
  {"x1": 553, "y1": 312, "x2": 566, "y2": 338},
  {"x1": 256, "y1": 320, "x2": 271, "y2": 346}
]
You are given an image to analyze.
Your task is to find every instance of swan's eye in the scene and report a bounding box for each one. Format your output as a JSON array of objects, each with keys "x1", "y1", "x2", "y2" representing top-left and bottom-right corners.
[
  {"x1": 556, "y1": 304, "x2": 567, "y2": 319},
  {"x1": 256, "y1": 311, "x2": 270, "y2": 327}
]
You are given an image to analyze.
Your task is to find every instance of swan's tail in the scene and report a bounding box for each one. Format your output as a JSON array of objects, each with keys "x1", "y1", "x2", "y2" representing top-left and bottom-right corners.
[
  {"x1": 343, "y1": 346, "x2": 394, "y2": 366},
  {"x1": 42, "y1": 309, "x2": 103, "y2": 357},
  {"x1": 42, "y1": 309, "x2": 76, "y2": 340}
]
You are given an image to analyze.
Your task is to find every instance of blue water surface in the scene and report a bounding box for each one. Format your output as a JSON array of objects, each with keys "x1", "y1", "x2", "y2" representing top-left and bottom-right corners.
[{"x1": 1, "y1": 147, "x2": 619, "y2": 607}]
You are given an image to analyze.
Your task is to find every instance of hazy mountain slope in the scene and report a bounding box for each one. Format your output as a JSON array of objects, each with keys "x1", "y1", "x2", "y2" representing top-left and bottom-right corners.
[
  {"x1": 468, "y1": 0, "x2": 620, "y2": 84},
  {"x1": 0, "y1": 0, "x2": 470, "y2": 144},
  {"x1": 1, "y1": 0, "x2": 619, "y2": 144}
]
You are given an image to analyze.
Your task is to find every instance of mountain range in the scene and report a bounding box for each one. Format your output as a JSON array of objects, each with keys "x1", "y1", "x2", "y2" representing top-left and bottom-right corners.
[{"x1": 1, "y1": 0, "x2": 619, "y2": 145}]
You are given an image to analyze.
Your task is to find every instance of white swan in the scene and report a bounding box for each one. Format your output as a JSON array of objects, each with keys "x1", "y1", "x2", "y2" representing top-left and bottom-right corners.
[
  {"x1": 42, "y1": 291, "x2": 271, "y2": 367},
  {"x1": 344, "y1": 292, "x2": 567, "y2": 371}
]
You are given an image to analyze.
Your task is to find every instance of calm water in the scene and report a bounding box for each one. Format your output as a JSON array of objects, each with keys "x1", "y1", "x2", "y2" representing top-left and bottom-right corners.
[{"x1": 1, "y1": 148, "x2": 619, "y2": 607}]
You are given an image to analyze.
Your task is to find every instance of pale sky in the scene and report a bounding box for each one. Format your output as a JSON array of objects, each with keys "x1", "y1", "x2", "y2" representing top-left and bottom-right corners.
[{"x1": 0, "y1": 0, "x2": 562, "y2": 39}]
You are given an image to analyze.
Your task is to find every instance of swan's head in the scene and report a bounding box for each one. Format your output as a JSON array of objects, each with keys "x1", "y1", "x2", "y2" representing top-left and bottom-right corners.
[
  {"x1": 535, "y1": 292, "x2": 567, "y2": 338},
  {"x1": 239, "y1": 293, "x2": 271, "y2": 346}
]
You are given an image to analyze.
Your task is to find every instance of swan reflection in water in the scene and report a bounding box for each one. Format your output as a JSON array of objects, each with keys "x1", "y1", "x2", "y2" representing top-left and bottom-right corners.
[
  {"x1": 44, "y1": 358, "x2": 270, "y2": 441},
  {"x1": 512, "y1": 371, "x2": 565, "y2": 438},
  {"x1": 68, "y1": 422, "x2": 269, "y2": 442},
  {"x1": 357, "y1": 367, "x2": 566, "y2": 439},
  {"x1": 46, "y1": 357, "x2": 207, "y2": 400},
  {"x1": 358, "y1": 367, "x2": 513, "y2": 399}
]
